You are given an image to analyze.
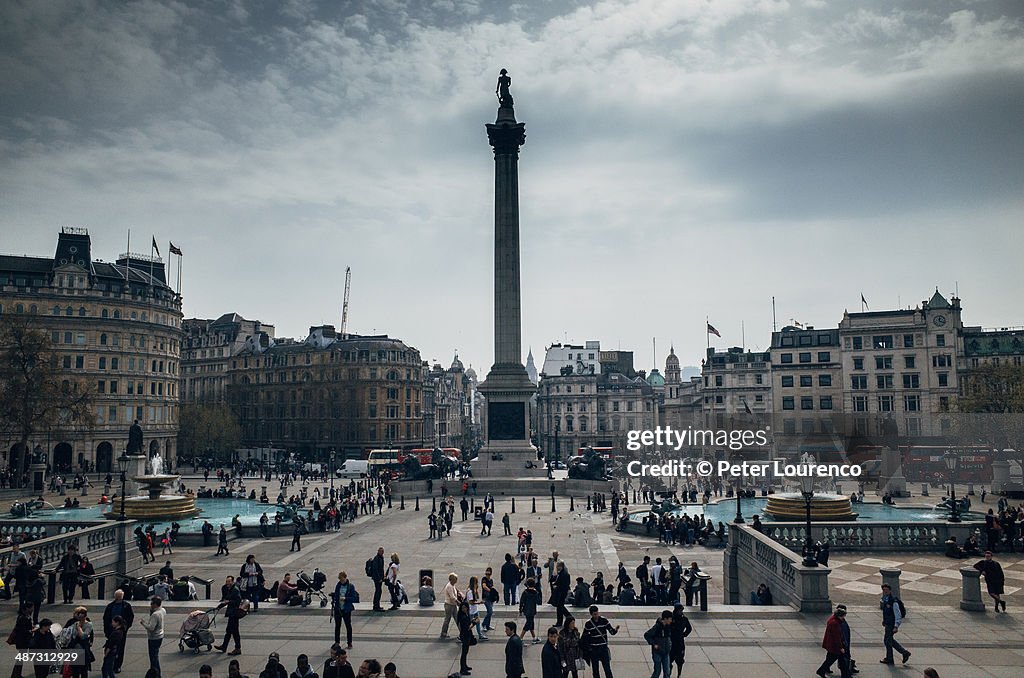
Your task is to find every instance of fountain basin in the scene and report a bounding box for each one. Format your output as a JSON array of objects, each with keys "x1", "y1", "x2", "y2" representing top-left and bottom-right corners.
[
  {"x1": 763, "y1": 493, "x2": 858, "y2": 521},
  {"x1": 111, "y1": 494, "x2": 200, "y2": 521}
]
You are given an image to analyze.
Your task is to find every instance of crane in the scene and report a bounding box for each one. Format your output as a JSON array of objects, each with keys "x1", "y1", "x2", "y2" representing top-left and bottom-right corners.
[{"x1": 340, "y1": 266, "x2": 351, "y2": 338}]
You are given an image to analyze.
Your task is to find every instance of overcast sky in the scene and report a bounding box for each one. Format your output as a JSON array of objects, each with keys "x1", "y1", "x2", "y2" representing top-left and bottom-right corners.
[{"x1": 2, "y1": 0, "x2": 1023, "y2": 375}]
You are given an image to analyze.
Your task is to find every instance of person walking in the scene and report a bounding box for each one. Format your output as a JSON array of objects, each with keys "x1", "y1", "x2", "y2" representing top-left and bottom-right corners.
[
  {"x1": 502, "y1": 512, "x2": 512, "y2": 536},
  {"x1": 541, "y1": 626, "x2": 561, "y2": 678},
  {"x1": 57, "y1": 545, "x2": 83, "y2": 604},
  {"x1": 26, "y1": 571, "x2": 44, "y2": 625},
  {"x1": 879, "y1": 583, "x2": 910, "y2": 665},
  {"x1": 240, "y1": 555, "x2": 265, "y2": 612},
  {"x1": 974, "y1": 551, "x2": 1007, "y2": 612},
  {"x1": 9, "y1": 602, "x2": 34, "y2": 678},
  {"x1": 140, "y1": 596, "x2": 166, "y2": 677},
  {"x1": 557, "y1": 618, "x2": 583, "y2": 678},
  {"x1": 29, "y1": 618, "x2": 57, "y2": 678},
  {"x1": 456, "y1": 600, "x2": 475, "y2": 676},
  {"x1": 519, "y1": 578, "x2": 541, "y2": 644},
  {"x1": 65, "y1": 606, "x2": 95, "y2": 678},
  {"x1": 102, "y1": 589, "x2": 134, "y2": 674},
  {"x1": 290, "y1": 518, "x2": 304, "y2": 552},
  {"x1": 215, "y1": 578, "x2": 243, "y2": 656},
  {"x1": 217, "y1": 524, "x2": 230, "y2": 556},
  {"x1": 332, "y1": 571, "x2": 359, "y2": 649},
  {"x1": 101, "y1": 616, "x2": 125, "y2": 678},
  {"x1": 581, "y1": 605, "x2": 619, "y2": 678},
  {"x1": 501, "y1": 554, "x2": 519, "y2": 606},
  {"x1": 369, "y1": 547, "x2": 386, "y2": 612},
  {"x1": 440, "y1": 573, "x2": 462, "y2": 640},
  {"x1": 551, "y1": 562, "x2": 572, "y2": 628},
  {"x1": 466, "y1": 576, "x2": 487, "y2": 640},
  {"x1": 817, "y1": 604, "x2": 851, "y2": 678},
  {"x1": 481, "y1": 567, "x2": 497, "y2": 632},
  {"x1": 79, "y1": 555, "x2": 96, "y2": 600},
  {"x1": 668, "y1": 604, "x2": 691, "y2": 678},
  {"x1": 504, "y1": 622, "x2": 524, "y2": 678},
  {"x1": 385, "y1": 553, "x2": 401, "y2": 610},
  {"x1": 643, "y1": 610, "x2": 673, "y2": 678}
]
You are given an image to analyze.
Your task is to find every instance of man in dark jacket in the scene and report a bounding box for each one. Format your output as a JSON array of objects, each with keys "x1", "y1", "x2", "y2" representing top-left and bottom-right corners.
[
  {"x1": 636, "y1": 556, "x2": 651, "y2": 605},
  {"x1": 975, "y1": 551, "x2": 1007, "y2": 612},
  {"x1": 56, "y1": 545, "x2": 83, "y2": 604},
  {"x1": 817, "y1": 605, "x2": 851, "y2": 677},
  {"x1": 582, "y1": 605, "x2": 619, "y2": 678},
  {"x1": 643, "y1": 610, "x2": 673, "y2": 678},
  {"x1": 322, "y1": 644, "x2": 356, "y2": 678},
  {"x1": 504, "y1": 621, "x2": 524, "y2": 678},
  {"x1": 215, "y1": 578, "x2": 243, "y2": 655},
  {"x1": 369, "y1": 547, "x2": 386, "y2": 611},
  {"x1": 13, "y1": 555, "x2": 34, "y2": 607},
  {"x1": 541, "y1": 626, "x2": 562, "y2": 678},
  {"x1": 879, "y1": 584, "x2": 910, "y2": 665},
  {"x1": 102, "y1": 589, "x2": 135, "y2": 673},
  {"x1": 500, "y1": 553, "x2": 520, "y2": 606},
  {"x1": 551, "y1": 562, "x2": 572, "y2": 627}
]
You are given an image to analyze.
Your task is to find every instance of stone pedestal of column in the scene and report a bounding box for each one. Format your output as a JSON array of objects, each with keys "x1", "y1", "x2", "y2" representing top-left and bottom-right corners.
[
  {"x1": 959, "y1": 568, "x2": 986, "y2": 611},
  {"x1": 991, "y1": 461, "x2": 1010, "y2": 493},
  {"x1": 879, "y1": 567, "x2": 902, "y2": 600}
]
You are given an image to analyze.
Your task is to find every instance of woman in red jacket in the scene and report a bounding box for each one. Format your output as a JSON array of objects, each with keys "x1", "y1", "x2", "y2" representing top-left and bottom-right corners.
[{"x1": 817, "y1": 606, "x2": 851, "y2": 678}]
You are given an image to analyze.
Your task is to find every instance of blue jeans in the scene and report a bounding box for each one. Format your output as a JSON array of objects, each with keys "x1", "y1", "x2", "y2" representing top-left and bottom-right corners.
[
  {"x1": 248, "y1": 586, "x2": 261, "y2": 610},
  {"x1": 101, "y1": 652, "x2": 117, "y2": 678},
  {"x1": 148, "y1": 637, "x2": 162, "y2": 675},
  {"x1": 651, "y1": 650, "x2": 670, "y2": 678},
  {"x1": 503, "y1": 583, "x2": 517, "y2": 605},
  {"x1": 483, "y1": 600, "x2": 494, "y2": 629}
]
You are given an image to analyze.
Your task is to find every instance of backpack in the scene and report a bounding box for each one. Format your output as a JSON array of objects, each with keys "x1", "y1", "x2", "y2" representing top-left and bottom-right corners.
[
  {"x1": 896, "y1": 598, "x2": 907, "y2": 618},
  {"x1": 635, "y1": 565, "x2": 644, "y2": 580},
  {"x1": 235, "y1": 599, "x2": 250, "y2": 618},
  {"x1": 364, "y1": 559, "x2": 374, "y2": 578},
  {"x1": 55, "y1": 625, "x2": 75, "y2": 649}
]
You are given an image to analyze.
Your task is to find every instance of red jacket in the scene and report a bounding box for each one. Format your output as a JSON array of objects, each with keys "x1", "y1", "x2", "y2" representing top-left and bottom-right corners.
[{"x1": 821, "y1": 614, "x2": 844, "y2": 653}]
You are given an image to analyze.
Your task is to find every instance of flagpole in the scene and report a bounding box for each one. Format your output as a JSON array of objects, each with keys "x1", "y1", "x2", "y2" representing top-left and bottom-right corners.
[
  {"x1": 125, "y1": 229, "x2": 131, "y2": 281},
  {"x1": 706, "y1": 315, "x2": 710, "y2": 352},
  {"x1": 149, "y1": 237, "x2": 155, "y2": 289},
  {"x1": 772, "y1": 296, "x2": 776, "y2": 332},
  {"x1": 742, "y1": 320, "x2": 745, "y2": 351},
  {"x1": 177, "y1": 250, "x2": 182, "y2": 296}
]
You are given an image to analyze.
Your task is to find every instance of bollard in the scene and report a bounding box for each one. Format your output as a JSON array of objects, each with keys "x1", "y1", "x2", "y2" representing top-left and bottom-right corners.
[
  {"x1": 959, "y1": 567, "x2": 986, "y2": 611},
  {"x1": 415, "y1": 496, "x2": 420, "y2": 511},
  {"x1": 698, "y1": 574, "x2": 711, "y2": 612},
  {"x1": 433, "y1": 497, "x2": 437, "y2": 512},
  {"x1": 511, "y1": 497, "x2": 516, "y2": 514},
  {"x1": 586, "y1": 496, "x2": 591, "y2": 511},
  {"x1": 471, "y1": 497, "x2": 475, "y2": 511},
  {"x1": 879, "y1": 567, "x2": 902, "y2": 601},
  {"x1": 46, "y1": 571, "x2": 57, "y2": 605},
  {"x1": 633, "y1": 489, "x2": 638, "y2": 503},
  {"x1": 570, "y1": 496, "x2": 575, "y2": 511},
  {"x1": 967, "y1": 483, "x2": 975, "y2": 496},
  {"x1": 532, "y1": 497, "x2": 536, "y2": 513},
  {"x1": 551, "y1": 496, "x2": 556, "y2": 513},
  {"x1": 921, "y1": 483, "x2": 929, "y2": 497},
  {"x1": 400, "y1": 496, "x2": 405, "y2": 510}
]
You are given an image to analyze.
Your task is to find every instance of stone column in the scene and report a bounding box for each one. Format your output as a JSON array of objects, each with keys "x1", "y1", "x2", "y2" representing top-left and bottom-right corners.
[
  {"x1": 879, "y1": 567, "x2": 902, "y2": 600},
  {"x1": 991, "y1": 460, "x2": 1010, "y2": 493},
  {"x1": 959, "y1": 567, "x2": 986, "y2": 612}
]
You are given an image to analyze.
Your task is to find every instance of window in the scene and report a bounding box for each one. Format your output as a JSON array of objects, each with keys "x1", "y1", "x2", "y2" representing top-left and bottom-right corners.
[
  {"x1": 799, "y1": 352, "x2": 811, "y2": 363},
  {"x1": 97, "y1": 381, "x2": 105, "y2": 394},
  {"x1": 715, "y1": 395, "x2": 723, "y2": 404},
  {"x1": 782, "y1": 396, "x2": 794, "y2": 410},
  {"x1": 780, "y1": 353, "x2": 793, "y2": 364},
  {"x1": 755, "y1": 374, "x2": 763, "y2": 385},
  {"x1": 853, "y1": 357, "x2": 864, "y2": 370},
  {"x1": 939, "y1": 396, "x2": 950, "y2": 412},
  {"x1": 111, "y1": 358, "x2": 118, "y2": 370},
  {"x1": 783, "y1": 419, "x2": 796, "y2": 434},
  {"x1": 938, "y1": 373, "x2": 949, "y2": 387},
  {"x1": 851, "y1": 376, "x2": 868, "y2": 390},
  {"x1": 820, "y1": 396, "x2": 833, "y2": 410},
  {"x1": 817, "y1": 333, "x2": 832, "y2": 345},
  {"x1": 874, "y1": 335, "x2": 894, "y2": 349},
  {"x1": 875, "y1": 356, "x2": 893, "y2": 370},
  {"x1": 904, "y1": 356, "x2": 916, "y2": 369},
  {"x1": 936, "y1": 334, "x2": 946, "y2": 347},
  {"x1": 902, "y1": 374, "x2": 920, "y2": 389},
  {"x1": 800, "y1": 375, "x2": 812, "y2": 387},
  {"x1": 755, "y1": 395, "x2": 763, "y2": 402},
  {"x1": 852, "y1": 336, "x2": 863, "y2": 350},
  {"x1": 781, "y1": 376, "x2": 794, "y2": 387},
  {"x1": 819, "y1": 374, "x2": 832, "y2": 387},
  {"x1": 565, "y1": 416, "x2": 574, "y2": 433},
  {"x1": 853, "y1": 396, "x2": 867, "y2": 412},
  {"x1": 799, "y1": 335, "x2": 812, "y2": 346},
  {"x1": 907, "y1": 418, "x2": 921, "y2": 436},
  {"x1": 781, "y1": 335, "x2": 794, "y2": 347},
  {"x1": 98, "y1": 357, "x2": 106, "y2": 370},
  {"x1": 817, "y1": 351, "x2": 831, "y2": 362},
  {"x1": 715, "y1": 375, "x2": 723, "y2": 387},
  {"x1": 878, "y1": 395, "x2": 894, "y2": 411},
  {"x1": 876, "y1": 375, "x2": 894, "y2": 389},
  {"x1": 75, "y1": 356, "x2": 83, "y2": 369},
  {"x1": 801, "y1": 397, "x2": 813, "y2": 410},
  {"x1": 903, "y1": 334, "x2": 914, "y2": 348},
  {"x1": 62, "y1": 356, "x2": 71, "y2": 369},
  {"x1": 109, "y1": 380, "x2": 118, "y2": 394},
  {"x1": 933, "y1": 355, "x2": 952, "y2": 368},
  {"x1": 904, "y1": 395, "x2": 920, "y2": 412},
  {"x1": 100, "y1": 333, "x2": 107, "y2": 345}
]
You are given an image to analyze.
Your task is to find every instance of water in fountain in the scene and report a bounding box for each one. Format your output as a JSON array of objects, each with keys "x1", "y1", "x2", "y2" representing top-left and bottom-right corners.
[
  {"x1": 148, "y1": 453, "x2": 164, "y2": 476},
  {"x1": 113, "y1": 452, "x2": 198, "y2": 520}
]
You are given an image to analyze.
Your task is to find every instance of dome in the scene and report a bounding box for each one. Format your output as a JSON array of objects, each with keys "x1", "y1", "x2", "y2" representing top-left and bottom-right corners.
[
  {"x1": 465, "y1": 365, "x2": 477, "y2": 380},
  {"x1": 450, "y1": 352, "x2": 464, "y2": 371},
  {"x1": 665, "y1": 346, "x2": 680, "y2": 367},
  {"x1": 647, "y1": 368, "x2": 665, "y2": 386}
]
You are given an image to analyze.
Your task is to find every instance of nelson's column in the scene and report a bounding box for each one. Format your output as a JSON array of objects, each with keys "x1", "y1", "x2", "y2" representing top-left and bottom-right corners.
[{"x1": 476, "y1": 69, "x2": 541, "y2": 477}]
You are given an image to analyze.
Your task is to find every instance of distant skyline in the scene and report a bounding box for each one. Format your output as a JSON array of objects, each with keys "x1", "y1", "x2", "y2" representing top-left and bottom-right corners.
[{"x1": 2, "y1": 1, "x2": 1022, "y2": 375}]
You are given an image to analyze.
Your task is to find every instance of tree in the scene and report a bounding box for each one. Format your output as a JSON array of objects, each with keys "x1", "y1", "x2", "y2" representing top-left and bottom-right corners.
[
  {"x1": 178, "y1": 403, "x2": 242, "y2": 464},
  {"x1": 956, "y1": 362, "x2": 1024, "y2": 479},
  {"x1": 0, "y1": 316, "x2": 94, "y2": 487}
]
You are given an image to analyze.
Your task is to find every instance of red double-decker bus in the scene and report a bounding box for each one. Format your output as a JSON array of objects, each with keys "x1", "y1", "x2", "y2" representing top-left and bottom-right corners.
[
  {"x1": 408, "y1": 448, "x2": 462, "y2": 464},
  {"x1": 902, "y1": 446, "x2": 994, "y2": 483}
]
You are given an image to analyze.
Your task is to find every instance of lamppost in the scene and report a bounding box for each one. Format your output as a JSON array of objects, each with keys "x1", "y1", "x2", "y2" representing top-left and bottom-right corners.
[
  {"x1": 944, "y1": 448, "x2": 961, "y2": 523},
  {"x1": 116, "y1": 452, "x2": 130, "y2": 521},
  {"x1": 799, "y1": 468, "x2": 818, "y2": 567},
  {"x1": 330, "y1": 448, "x2": 336, "y2": 493},
  {"x1": 731, "y1": 452, "x2": 745, "y2": 524}
]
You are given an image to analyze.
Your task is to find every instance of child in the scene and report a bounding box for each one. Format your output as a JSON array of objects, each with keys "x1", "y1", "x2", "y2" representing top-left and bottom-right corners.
[{"x1": 518, "y1": 577, "x2": 541, "y2": 644}]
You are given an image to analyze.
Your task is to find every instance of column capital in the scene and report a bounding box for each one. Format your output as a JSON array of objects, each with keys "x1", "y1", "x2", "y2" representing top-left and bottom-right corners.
[{"x1": 487, "y1": 121, "x2": 526, "y2": 157}]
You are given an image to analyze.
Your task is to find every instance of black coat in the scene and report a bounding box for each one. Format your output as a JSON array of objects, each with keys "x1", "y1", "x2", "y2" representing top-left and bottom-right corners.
[
  {"x1": 102, "y1": 600, "x2": 135, "y2": 637},
  {"x1": 505, "y1": 633, "x2": 525, "y2": 677},
  {"x1": 541, "y1": 640, "x2": 562, "y2": 678},
  {"x1": 457, "y1": 610, "x2": 474, "y2": 645},
  {"x1": 501, "y1": 561, "x2": 520, "y2": 586},
  {"x1": 371, "y1": 553, "x2": 385, "y2": 581},
  {"x1": 551, "y1": 569, "x2": 570, "y2": 606}
]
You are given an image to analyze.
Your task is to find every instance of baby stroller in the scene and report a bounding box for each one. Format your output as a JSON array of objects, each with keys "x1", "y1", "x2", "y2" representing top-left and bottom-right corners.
[
  {"x1": 178, "y1": 608, "x2": 217, "y2": 653},
  {"x1": 296, "y1": 568, "x2": 329, "y2": 608}
]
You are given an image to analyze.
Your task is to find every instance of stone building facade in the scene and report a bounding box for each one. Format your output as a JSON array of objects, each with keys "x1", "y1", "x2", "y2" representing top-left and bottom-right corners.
[
  {"x1": 181, "y1": 313, "x2": 273, "y2": 404},
  {"x1": 0, "y1": 228, "x2": 182, "y2": 473},
  {"x1": 700, "y1": 346, "x2": 772, "y2": 426},
  {"x1": 226, "y1": 325, "x2": 425, "y2": 459},
  {"x1": 422, "y1": 354, "x2": 479, "y2": 452}
]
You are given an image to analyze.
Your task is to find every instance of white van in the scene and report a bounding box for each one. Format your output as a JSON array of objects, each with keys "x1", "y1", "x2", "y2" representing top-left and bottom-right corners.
[{"x1": 337, "y1": 459, "x2": 369, "y2": 478}]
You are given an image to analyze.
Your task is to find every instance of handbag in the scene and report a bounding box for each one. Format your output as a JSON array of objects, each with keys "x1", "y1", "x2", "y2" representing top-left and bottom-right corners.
[
  {"x1": 468, "y1": 634, "x2": 478, "y2": 646},
  {"x1": 6, "y1": 630, "x2": 16, "y2": 645},
  {"x1": 575, "y1": 658, "x2": 587, "y2": 670}
]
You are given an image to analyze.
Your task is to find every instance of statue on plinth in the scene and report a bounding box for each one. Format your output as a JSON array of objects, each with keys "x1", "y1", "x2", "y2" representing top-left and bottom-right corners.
[
  {"x1": 127, "y1": 419, "x2": 144, "y2": 455},
  {"x1": 496, "y1": 69, "x2": 513, "y2": 109}
]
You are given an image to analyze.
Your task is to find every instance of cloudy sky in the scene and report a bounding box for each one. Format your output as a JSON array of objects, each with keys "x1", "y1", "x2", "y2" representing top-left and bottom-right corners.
[{"x1": 2, "y1": 0, "x2": 1023, "y2": 375}]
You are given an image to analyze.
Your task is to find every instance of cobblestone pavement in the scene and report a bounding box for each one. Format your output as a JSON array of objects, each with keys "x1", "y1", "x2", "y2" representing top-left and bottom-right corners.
[{"x1": 1, "y1": 478, "x2": 1021, "y2": 677}]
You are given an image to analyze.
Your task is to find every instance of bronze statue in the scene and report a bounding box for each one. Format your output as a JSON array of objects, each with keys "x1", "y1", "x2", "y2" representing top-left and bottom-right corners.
[
  {"x1": 496, "y1": 68, "x2": 513, "y2": 108},
  {"x1": 127, "y1": 419, "x2": 144, "y2": 455}
]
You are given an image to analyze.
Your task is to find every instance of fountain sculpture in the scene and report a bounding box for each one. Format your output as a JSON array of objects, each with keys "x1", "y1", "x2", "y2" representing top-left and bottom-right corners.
[{"x1": 110, "y1": 453, "x2": 199, "y2": 520}]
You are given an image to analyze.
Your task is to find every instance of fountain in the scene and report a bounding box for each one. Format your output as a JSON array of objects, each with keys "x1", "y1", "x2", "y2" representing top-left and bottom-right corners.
[
  {"x1": 110, "y1": 453, "x2": 199, "y2": 521},
  {"x1": 763, "y1": 493, "x2": 858, "y2": 521}
]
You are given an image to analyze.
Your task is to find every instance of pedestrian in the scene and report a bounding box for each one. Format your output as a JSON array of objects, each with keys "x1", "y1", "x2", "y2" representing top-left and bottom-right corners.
[
  {"x1": 879, "y1": 583, "x2": 910, "y2": 665},
  {"x1": 26, "y1": 571, "x2": 44, "y2": 625},
  {"x1": 259, "y1": 513, "x2": 269, "y2": 538},
  {"x1": 518, "y1": 577, "x2": 541, "y2": 644},
  {"x1": 8, "y1": 602, "x2": 34, "y2": 678},
  {"x1": 202, "y1": 521, "x2": 213, "y2": 547},
  {"x1": 102, "y1": 589, "x2": 134, "y2": 674},
  {"x1": 79, "y1": 555, "x2": 96, "y2": 599},
  {"x1": 504, "y1": 622, "x2": 524, "y2": 678},
  {"x1": 259, "y1": 652, "x2": 287, "y2": 678},
  {"x1": 356, "y1": 659, "x2": 381, "y2": 677},
  {"x1": 386, "y1": 553, "x2": 402, "y2": 610},
  {"x1": 101, "y1": 616, "x2": 125, "y2": 678},
  {"x1": 140, "y1": 596, "x2": 165, "y2": 677},
  {"x1": 332, "y1": 571, "x2": 359, "y2": 649},
  {"x1": 481, "y1": 567, "x2": 497, "y2": 632},
  {"x1": 322, "y1": 644, "x2": 355, "y2": 678},
  {"x1": 418, "y1": 576, "x2": 435, "y2": 606},
  {"x1": 228, "y1": 659, "x2": 249, "y2": 678},
  {"x1": 974, "y1": 551, "x2": 1007, "y2": 612},
  {"x1": 65, "y1": 606, "x2": 95, "y2": 678},
  {"x1": 541, "y1": 626, "x2": 561, "y2": 678},
  {"x1": 369, "y1": 547, "x2": 386, "y2": 612},
  {"x1": 290, "y1": 654, "x2": 318, "y2": 678},
  {"x1": 551, "y1": 562, "x2": 572, "y2": 628},
  {"x1": 503, "y1": 512, "x2": 512, "y2": 536},
  {"x1": 817, "y1": 604, "x2": 851, "y2": 678},
  {"x1": 644, "y1": 610, "x2": 673, "y2": 678},
  {"x1": 440, "y1": 572, "x2": 462, "y2": 640},
  {"x1": 217, "y1": 524, "x2": 230, "y2": 556},
  {"x1": 457, "y1": 600, "x2": 475, "y2": 676},
  {"x1": 636, "y1": 556, "x2": 651, "y2": 605},
  {"x1": 501, "y1": 553, "x2": 519, "y2": 606},
  {"x1": 57, "y1": 545, "x2": 83, "y2": 604},
  {"x1": 466, "y1": 576, "x2": 487, "y2": 640},
  {"x1": 240, "y1": 555, "x2": 265, "y2": 612},
  {"x1": 215, "y1": 577, "x2": 243, "y2": 656},
  {"x1": 290, "y1": 518, "x2": 305, "y2": 552},
  {"x1": 581, "y1": 605, "x2": 619, "y2": 678},
  {"x1": 557, "y1": 618, "x2": 583, "y2": 678},
  {"x1": 29, "y1": 618, "x2": 57, "y2": 678},
  {"x1": 382, "y1": 663, "x2": 398, "y2": 678},
  {"x1": 669, "y1": 604, "x2": 691, "y2": 677}
]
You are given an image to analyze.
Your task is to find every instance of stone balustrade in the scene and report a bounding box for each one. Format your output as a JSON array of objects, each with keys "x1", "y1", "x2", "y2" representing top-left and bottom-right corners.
[
  {"x1": 0, "y1": 520, "x2": 141, "y2": 583},
  {"x1": 724, "y1": 523, "x2": 831, "y2": 613},
  {"x1": 760, "y1": 520, "x2": 984, "y2": 551}
]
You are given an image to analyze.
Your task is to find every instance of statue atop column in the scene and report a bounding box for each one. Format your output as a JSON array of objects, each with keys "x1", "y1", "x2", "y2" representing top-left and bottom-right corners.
[
  {"x1": 496, "y1": 69, "x2": 513, "y2": 109},
  {"x1": 127, "y1": 419, "x2": 144, "y2": 455}
]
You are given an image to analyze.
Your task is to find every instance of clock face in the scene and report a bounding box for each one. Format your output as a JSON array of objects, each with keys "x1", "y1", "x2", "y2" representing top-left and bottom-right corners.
[{"x1": 933, "y1": 315, "x2": 947, "y2": 326}]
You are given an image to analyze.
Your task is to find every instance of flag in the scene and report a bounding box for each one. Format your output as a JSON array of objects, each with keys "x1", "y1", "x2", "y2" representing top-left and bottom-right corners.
[
  {"x1": 792, "y1": 319, "x2": 803, "y2": 328},
  {"x1": 861, "y1": 293, "x2": 869, "y2": 310},
  {"x1": 706, "y1": 323, "x2": 721, "y2": 338},
  {"x1": 152, "y1": 236, "x2": 160, "y2": 258},
  {"x1": 743, "y1": 399, "x2": 753, "y2": 415},
  {"x1": 169, "y1": 242, "x2": 182, "y2": 256}
]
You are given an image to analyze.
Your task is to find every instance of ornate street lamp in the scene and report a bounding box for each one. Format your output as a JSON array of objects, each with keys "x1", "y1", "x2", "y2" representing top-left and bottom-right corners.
[
  {"x1": 330, "y1": 448, "x2": 336, "y2": 492},
  {"x1": 944, "y1": 448, "x2": 961, "y2": 523},
  {"x1": 731, "y1": 452, "x2": 745, "y2": 524},
  {"x1": 799, "y1": 466, "x2": 818, "y2": 567},
  {"x1": 116, "y1": 452, "x2": 130, "y2": 521}
]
